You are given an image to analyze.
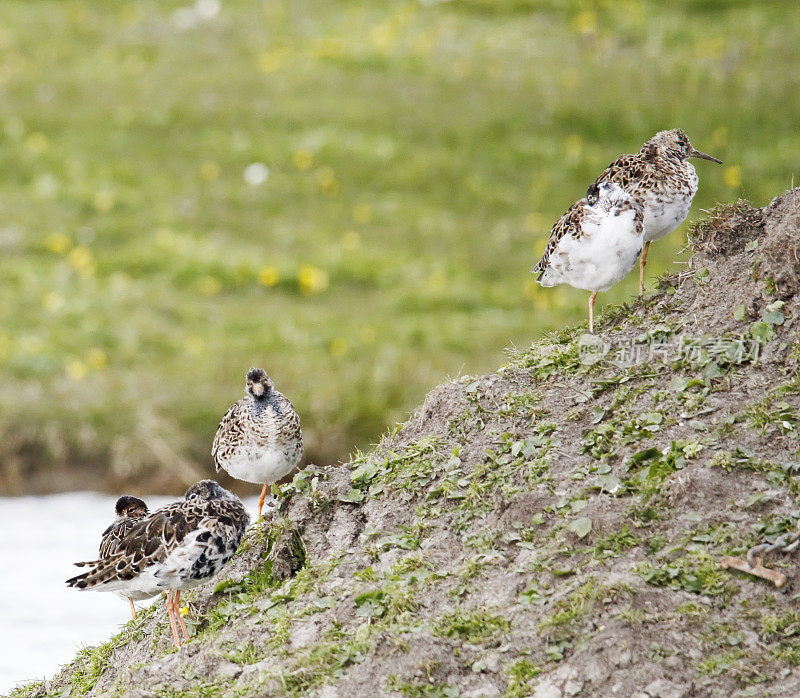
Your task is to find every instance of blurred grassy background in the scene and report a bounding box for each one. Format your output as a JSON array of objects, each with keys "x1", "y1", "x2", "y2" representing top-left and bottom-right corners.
[{"x1": 0, "y1": 0, "x2": 797, "y2": 492}]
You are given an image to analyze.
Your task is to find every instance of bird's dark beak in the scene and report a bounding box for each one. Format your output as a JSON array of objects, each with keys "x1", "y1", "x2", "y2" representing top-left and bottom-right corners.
[
  {"x1": 252, "y1": 383, "x2": 265, "y2": 398},
  {"x1": 689, "y1": 148, "x2": 722, "y2": 164}
]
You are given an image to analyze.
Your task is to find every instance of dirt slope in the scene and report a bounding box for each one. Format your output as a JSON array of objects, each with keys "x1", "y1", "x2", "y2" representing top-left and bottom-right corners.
[{"x1": 11, "y1": 189, "x2": 800, "y2": 698}]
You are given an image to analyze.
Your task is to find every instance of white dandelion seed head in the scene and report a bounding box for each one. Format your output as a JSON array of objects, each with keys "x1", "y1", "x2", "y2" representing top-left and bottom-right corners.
[{"x1": 244, "y1": 163, "x2": 270, "y2": 186}]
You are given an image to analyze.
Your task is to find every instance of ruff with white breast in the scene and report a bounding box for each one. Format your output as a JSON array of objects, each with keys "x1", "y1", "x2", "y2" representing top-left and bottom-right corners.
[
  {"x1": 533, "y1": 181, "x2": 645, "y2": 333},
  {"x1": 212, "y1": 367, "x2": 303, "y2": 518},
  {"x1": 593, "y1": 128, "x2": 722, "y2": 296}
]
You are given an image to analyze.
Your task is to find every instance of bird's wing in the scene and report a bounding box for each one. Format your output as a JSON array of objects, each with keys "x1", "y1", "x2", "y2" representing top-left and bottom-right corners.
[
  {"x1": 273, "y1": 392, "x2": 304, "y2": 464},
  {"x1": 66, "y1": 500, "x2": 208, "y2": 590},
  {"x1": 594, "y1": 152, "x2": 643, "y2": 190},
  {"x1": 532, "y1": 199, "x2": 588, "y2": 279},
  {"x1": 212, "y1": 399, "x2": 248, "y2": 472},
  {"x1": 98, "y1": 518, "x2": 137, "y2": 559}
]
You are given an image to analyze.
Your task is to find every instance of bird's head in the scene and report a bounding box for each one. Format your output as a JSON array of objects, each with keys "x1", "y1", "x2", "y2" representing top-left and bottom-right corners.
[
  {"x1": 246, "y1": 367, "x2": 274, "y2": 400},
  {"x1": 642, "y1": 129, "x2": 722, "y2": 164},
  {"x1": 587, "y1": 181, "x2": 634, "y2": 212},
  {"x1": 184, "y1": 479, "x2": 233, "y2": 502},
  {"x1": 114, "y1": 495, "x2": 148, "y2": 518}
]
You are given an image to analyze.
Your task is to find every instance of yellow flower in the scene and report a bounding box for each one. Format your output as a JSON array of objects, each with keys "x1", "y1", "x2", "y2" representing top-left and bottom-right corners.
[
  {"x1": 258, "y1": 49, "x2": 288, "y2": 74},
  {"x1": 93, "y1": 190, "x2": 115, "y2": 212},
  {"x1": 45, "y1": 232, "x2": 71, "y2": 254},
  {"x1": 414, "y1": 31, "x2": 434, "y2": 56},
  {"x1": 179, "y1": 606, "x2": 189, "y2": 617},
  {"x1": 298, "y1": 264, "x2": 329, "y2": 295},
  {"x1": 110, "y1": 271, "x2": 132, "y2": 293},
  {"x1": 340, "y1": 230, "x2": 360, "y2": 250},
  {"x1": 185, "y1": 336, "x2": 204, "y2": 356},
  {"x1": 724, "y1": 165, "x2": 741, "y2": 188},
  {"x1": 312, "y1": 38, "x2": 343, "y2": 59},
  {"x1": 427, "y1": 269, "x2": 446, "y2": 291},
  {"x1": 565, "y1": 134, "x2": 583, "y2": 160},
  {"x1": 199, "y1": 161, "x2": 220, "y2": 182},
  {"x1": 370, "y1": 22, "x2": 394, "y2": 50},
  {"x1": 523, "y1": 213, "x2": 544, "y2": 234},
  {"x1": 452, "y1": 58, "x2": 471, "y2": 80},
  {"x1": 353, "y1": 204, "x2": 372, "y2": 225},
  {"x1": 559, "y1": 68, "x2": 578, "y2": 90},
  {"x1": 198, "y1": 275, "x2": 221, "y2": 296},
  {"x1": 330, "y1": 338, "x2": 348, "y2": 357},
  {"x1": 523, "y1": 280, "x2": 538, "y2": 301},
  {"x1": 67, "y1": 359, "x2": 88, "y2": 381},
  {"x1": 25, "y1": 131, "x2": 48, "y2": 154},
  {"x1": 68, "y1": 246, "x2": 96, "y2": 276},
  {"x1": 572, "y1": 10, "x2": 597, "y2": 36},
  {"x1": 292, "y1": 150, "x2": 314, "y2": 171},
  {"x1": 258, "y1": 266, "x2": 280, "y2": 287},
  {"x1": 43, "y1": 292, "x2": 65, "y2": 312},
  {"x1": 712, "y1": 126, "x2": 728, "y2": 148},
  {"x1": 87, "y1": 348, "x2": 107, "y2": 369}
]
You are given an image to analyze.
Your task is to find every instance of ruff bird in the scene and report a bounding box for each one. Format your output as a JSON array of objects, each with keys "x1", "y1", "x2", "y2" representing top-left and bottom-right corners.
[
  {"x1": 73, "y1": 495, "x2": 151, "y2": 619},
  {"x1": 212, "y1": 367, "x2": 303, "y2": 519},
  {"x1": 533, "y1": 181, "x2": 645, "y2": 333},
  {"x1": 593, "y1": 128, "x2": 721, "y2": 296},
  {"x1": 67, "y1": 480, "x2": 249, "y2": 648}
]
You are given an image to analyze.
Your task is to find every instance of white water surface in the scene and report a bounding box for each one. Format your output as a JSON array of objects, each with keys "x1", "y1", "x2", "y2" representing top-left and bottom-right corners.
[{"x1": 0, "y1": 491, "x2": 258, "y2": 695}]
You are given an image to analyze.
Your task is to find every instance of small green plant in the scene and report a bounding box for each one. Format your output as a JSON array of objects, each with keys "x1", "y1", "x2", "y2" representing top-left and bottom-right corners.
[
  {"x1": 636, "y1": 551, "x2": 733, "y2": 597},
  {"x1": 434, "y1": 609, "x2": 510, "y2": 642},
  {"x1": 505, "y1": 658, "x2": 542, "y2": 697},
  {"x1": 384, "y1": 676, "x2": 460, "y2": 698}
]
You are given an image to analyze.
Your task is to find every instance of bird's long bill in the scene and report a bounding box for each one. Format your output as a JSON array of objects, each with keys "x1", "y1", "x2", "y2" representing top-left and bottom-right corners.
[
  {"x1": 689, "y1": 148, "x2": 722, "y2": 164},
  {"x1": 251, "y1": 383, "x2": 264, "y2": 397}
]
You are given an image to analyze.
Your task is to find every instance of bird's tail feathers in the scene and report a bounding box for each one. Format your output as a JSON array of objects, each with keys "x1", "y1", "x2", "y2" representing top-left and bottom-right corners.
[
  {"x1": 65, "y1": 555, "x2": 125, "y2": 589},
  {"x1": 72, "y1": 559, "x2": 102, "y2": 568}
]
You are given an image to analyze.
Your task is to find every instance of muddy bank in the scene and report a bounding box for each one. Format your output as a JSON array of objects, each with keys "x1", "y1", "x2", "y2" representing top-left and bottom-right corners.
[{"x1": 12, "y1": 189, "x2": 800, "y2": 698}]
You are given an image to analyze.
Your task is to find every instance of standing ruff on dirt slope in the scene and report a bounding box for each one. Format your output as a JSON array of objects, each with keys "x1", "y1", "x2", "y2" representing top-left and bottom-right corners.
[
  {"x1": 593, "y1": 128, "x2": 722, "y2": 296},
  {"x1": 533, "y1": 181, "x2": 645, "y2": 334},
  {"x1": 72, "y1": 495, "x2": 152, "y2": 619},
  {"x1": 212, "y1": 367, "x2": 303, "y2": 519},
  {"x1": 66, "y1": 480, "x2": 249, "y2": 649}
]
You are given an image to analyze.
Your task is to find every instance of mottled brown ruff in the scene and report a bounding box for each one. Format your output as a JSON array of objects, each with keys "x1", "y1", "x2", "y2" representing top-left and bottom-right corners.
[
  {"x1": 72, "y1": 495, "x2": 150, "y2": 619},
  {"x1": 212, "y1": 367, "x2": 303, "y2": 519},
  {"x1": 67, "y1": 480, "x2": 249, "y2": 648},
  {"x1": 594, "y1": 128, "x2": 722, "y2": 296}
]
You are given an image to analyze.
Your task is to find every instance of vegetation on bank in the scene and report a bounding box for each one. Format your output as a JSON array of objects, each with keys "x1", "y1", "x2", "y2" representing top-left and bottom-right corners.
[
  {"x1": 11, "y1": 193, "x2": 800, "y2": 697},
  {"x1": 1, "y1": 0, "x2": 799, "y2": 487}
]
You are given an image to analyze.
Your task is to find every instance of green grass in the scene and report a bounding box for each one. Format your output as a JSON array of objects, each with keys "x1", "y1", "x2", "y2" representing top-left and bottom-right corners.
[{"x1": 1, "y1": 0, "x2": 798, "y2": 483}]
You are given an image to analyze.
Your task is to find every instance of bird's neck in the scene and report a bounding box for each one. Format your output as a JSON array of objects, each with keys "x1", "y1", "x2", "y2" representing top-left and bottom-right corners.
[{"x1": 250, "y1": 393, "x2": 276, "y2": 417}]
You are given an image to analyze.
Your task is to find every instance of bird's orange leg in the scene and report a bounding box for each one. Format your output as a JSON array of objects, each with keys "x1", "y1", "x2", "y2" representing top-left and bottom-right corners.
[
  {"x1": 175, "y1": 590, "x2": 190, "y2": 642},
  {"x1": 639, "y1": 241, "x2": 651, "y2": 298},
  {"x1": 128, "y1": 597, "x2": 137, "y2": 620},
  {"x1": 257, "y1": 483, "x2": 269, "y2": 519},
  {"x1": 588, "y1": 291, "x2": 598, "y2": 334},
  {"x1": 166, "y1": 590, "x2": 182, "y2": 649}
]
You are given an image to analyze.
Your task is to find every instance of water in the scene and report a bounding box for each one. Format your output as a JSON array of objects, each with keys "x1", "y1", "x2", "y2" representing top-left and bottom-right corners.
[{"x1": 0, "y1": 491, "x2": 258, "y2": 695}]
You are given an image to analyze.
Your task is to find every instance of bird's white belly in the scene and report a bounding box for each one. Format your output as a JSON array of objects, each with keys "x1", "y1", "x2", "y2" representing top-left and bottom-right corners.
[
  {"x1": 541, "y1": 210, "x2": 643, "y2": 292},
  {"x1": 225, "y1": 449, "x2": 295, "y2": 484},
  {"x1": 642, "y1": 197, "x2": 692, "y2": 242},
  {"x1": 116, "y1": 588, "x2": 157, "y2": 601}
]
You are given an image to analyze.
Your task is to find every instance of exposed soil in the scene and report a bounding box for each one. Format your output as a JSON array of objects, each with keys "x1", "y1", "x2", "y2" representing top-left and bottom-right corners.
[{"x1": 11, "y1": 189, "x2": 800, "y2": 698}]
